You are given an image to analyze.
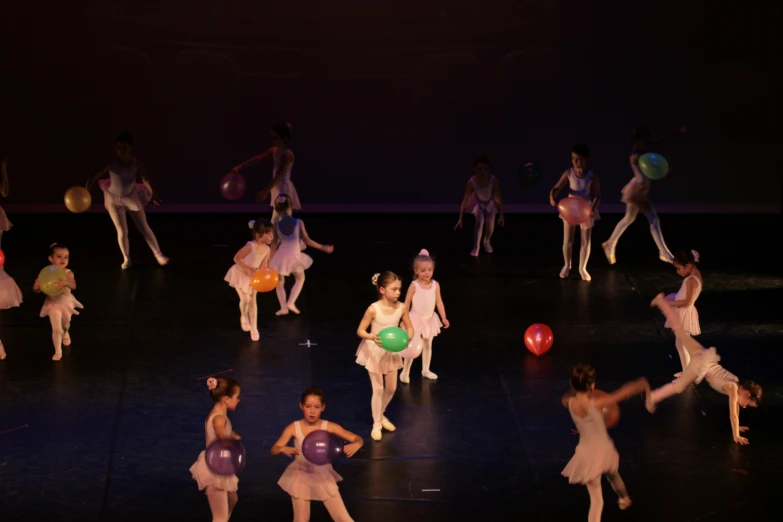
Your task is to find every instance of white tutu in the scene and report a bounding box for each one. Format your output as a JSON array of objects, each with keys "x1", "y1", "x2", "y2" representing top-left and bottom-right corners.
[{"x1": 0, "y1": 269, "x2": 22, "y2": 309}]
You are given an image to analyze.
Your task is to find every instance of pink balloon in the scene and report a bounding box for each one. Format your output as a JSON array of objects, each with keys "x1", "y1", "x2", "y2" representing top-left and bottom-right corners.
[
  {"x1": 221, "y1": 172, "x2": 246, "y2": 201},
  {"x1": 557, "y1": 197, "x2": 592, "y2": 225},
  {"x1": 399, "y1": 334, "x2": 423, "y2": 359},
  {"x1": 524, "y1": 323, "x2": 553, "y2": 357}
]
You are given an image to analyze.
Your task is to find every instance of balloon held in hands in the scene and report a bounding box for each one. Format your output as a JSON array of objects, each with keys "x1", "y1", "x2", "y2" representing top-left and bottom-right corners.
[
  {"x1": 302, "y1": 429, "x2": 344, "y2": 465},
  {"x1": 251, "y1": 267, "x2": 279, "y2": 292},
  {"x1": 558, "y1": 197, "x2": 592, "y2": 225},
  {"x1": 378, "y1": 327, "x2": 409, "y2": 352},
  {"x1": 205, "y1": 439, "x2": 247, "y2": 475},
  {"x1": 38, "y1": 265, "x2": 69, "y2": 296}
]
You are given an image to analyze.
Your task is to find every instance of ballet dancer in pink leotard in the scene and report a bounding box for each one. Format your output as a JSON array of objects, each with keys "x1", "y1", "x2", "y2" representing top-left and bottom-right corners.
[{"x1": 454, "y1": 154, "x2": 505, "y2": 257}]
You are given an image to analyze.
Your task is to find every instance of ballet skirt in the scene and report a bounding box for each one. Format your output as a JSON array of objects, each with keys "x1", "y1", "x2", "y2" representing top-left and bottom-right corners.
[
  {"x1": 224, "y1": 242, "x2": 270, "y2": 293},
  {"x1": 39, "y1": 271, "x2": 84, "y2": 319},
  {"x1": 0, "y1": 206, "x2": 12, "y2": 231},
  {"x1": 562, "y1": 398, "x2": 619, "y2": 484},
  {"x1": 278, "y1": 420, "x2": 343, "y2": 501},
  {"x1": 99, "y1": 159, "x2": 152, "y2": 212},
  {"x1": 409, "y1": 280, "x2": 442, "y2": 340},
  {"x1": 270, "y1": 148, "x2": 301, "y2": 210},
  {"x1": 664, "y1": 276, "x2": 701, "y2": 335},
  {"x1": 355, "y1": 302, "x2": 404, "y2": 374},
  {"x1": 688, "y1": 346, "x2": 721, "y2": 386},
  {"x1": 559, "y1": 169, "x2": 600, "y2": 229},
  {"x1": 0, "y1": 269, "x2": 22, "y2": 309},
  {"x1": 269, "y1": 219, "x2": 312, "y2": 277},
  {"x1": 190, "y1": 412, "x2": 239, "y2": 492},
  {"x1": 467, "y1": 175, "x2": 497, "y2": 215}
]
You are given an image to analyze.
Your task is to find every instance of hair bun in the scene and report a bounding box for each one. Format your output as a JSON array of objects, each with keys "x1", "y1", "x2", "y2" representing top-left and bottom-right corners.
[
  {"x1": 207, "y1": 377, "x2": 218, "y2": 390},
  {"x1": 248, "y1": 220, "x2": 255, "y2": 229},
  {"x1": 691, "y1": 250, "x2": 700, "y2": 262},
  {"x1": 371, "y1": 273, "x2": 380, "y2": 286},
  {"x1": 419, "y1": 249, "x2": 430, "y2": 256}
]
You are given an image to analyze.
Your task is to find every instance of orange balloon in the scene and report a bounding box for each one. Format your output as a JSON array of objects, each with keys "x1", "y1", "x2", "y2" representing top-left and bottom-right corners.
[
  {"x1": 524, "y1": 323, "x2": 553, "y2": 356},
  {"x1": 557, "y1": 197, "x2": 592, "y2": 225},
  {"x1": 64, "y1": 186, "x2": 92, "y2": 213},
  {"x1": 592, "y1": 390, "x2": 621, "y2": 428},
  {"x1": 251, "y1": 267, "x2": 279, "y2": 292}
]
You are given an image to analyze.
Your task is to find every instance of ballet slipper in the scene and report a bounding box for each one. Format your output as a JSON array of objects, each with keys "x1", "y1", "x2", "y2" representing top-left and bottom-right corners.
[{"x1": 381, "y1": 417, "x2": 396, "y2": 432}]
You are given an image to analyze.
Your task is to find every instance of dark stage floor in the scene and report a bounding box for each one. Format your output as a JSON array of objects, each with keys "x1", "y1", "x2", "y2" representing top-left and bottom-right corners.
[{"x1": 0, "y1": 212, "x2": 780, "y2": 521}]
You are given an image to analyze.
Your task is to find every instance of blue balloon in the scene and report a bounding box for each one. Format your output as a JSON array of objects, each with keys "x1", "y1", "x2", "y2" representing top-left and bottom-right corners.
[{"x1": 205, "y1": 439, "x2": 247, "y2": 475}]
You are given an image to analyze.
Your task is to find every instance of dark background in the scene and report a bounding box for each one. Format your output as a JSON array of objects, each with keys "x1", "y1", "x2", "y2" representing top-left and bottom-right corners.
[{"x1": 1, "y1": 1, "x2": 779, "y2": 208}]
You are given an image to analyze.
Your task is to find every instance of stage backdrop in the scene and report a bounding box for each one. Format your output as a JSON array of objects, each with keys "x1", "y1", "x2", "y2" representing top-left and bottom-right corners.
[{"x1": 1, "y1": 1, "x2": 779, "y2": 212}]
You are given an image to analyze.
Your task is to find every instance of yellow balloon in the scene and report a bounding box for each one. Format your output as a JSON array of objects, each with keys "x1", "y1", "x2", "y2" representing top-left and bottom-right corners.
[
  {"x1": 64, "y1": 186, "x2": 92, "y2": 213},
  {"x1": 38, "y1": 265, "x2": 68, "y2": 296}
]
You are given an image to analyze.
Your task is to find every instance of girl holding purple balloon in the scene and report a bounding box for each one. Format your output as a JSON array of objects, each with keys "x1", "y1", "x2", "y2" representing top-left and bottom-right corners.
[
  {"x1": 190, "y1": 376, "x2": 242, "y2": 522},
  {"x1": 272, "y1": 387, "x2": 362, "y2": 522},
  {"x1": 356, "y1": 271, "x2": 414, "y2": 441}
]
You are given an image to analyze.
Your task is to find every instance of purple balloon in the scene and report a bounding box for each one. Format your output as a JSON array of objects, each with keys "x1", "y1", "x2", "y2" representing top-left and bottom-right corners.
[
  {"x1": 302, "y1": 430, "x2": 344, "y2": 466},
  {"x1": 205, "y1": 439, "x2": 247, "y2": 475},
  {"x1": 220, "y1": 172, "x2": 246, "y2": 201}
]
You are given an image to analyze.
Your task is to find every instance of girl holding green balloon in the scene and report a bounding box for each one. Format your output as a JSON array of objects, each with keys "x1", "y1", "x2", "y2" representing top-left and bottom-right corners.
[
  {"x1": 33, "y1": 243, "x2": 83, "y2": 361},
  {"x1": 355, "y1": 271, "x2": 414, "y2": 441}
]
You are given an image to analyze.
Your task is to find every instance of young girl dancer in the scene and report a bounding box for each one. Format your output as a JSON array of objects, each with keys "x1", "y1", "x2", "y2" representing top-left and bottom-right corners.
[
  {"x1": 33, "y1": 244, "x2": 83, "y2": 361},
  {"x1": 224, "y1": 219, "x2": 274, "y2": 341},
  {"x1": 454, "y1": 154, "x2": 505, "y2": 256},
  {"x1": 356, "y1": 272, "x2": 414, "y2": 441},
  {"x1": 562, "y1": 364, "x2": 649, "y2": 521},
  {"x1": 549, "y1": 144, "x2": 601, "y2": 281},
  {"x1": 0, "y1": 154, "x2": 11, "y2": 248},
  {"x1": 665, "y1": 250, "x2": 703, "y2": 373},
  {"x1": 272, "y1": 386, "x2": 362, "y2": 522},
  {"x1": 647, "y1": 294, "x2": 762, "y2": 445},
  {"x1": 602, "y1": 125, "x2": 686, "y2": 265},
  {"x1": 190, "y1": 377, "x2": 242, "y2": 522},
  {"x1": 0, "y1": 258, "x2": 23, "y2": 361},
  {"x1": 87, "y1": 132, "x2": 169, "y2": 270},
  {"x1": 269, "y1": 195, "x2": 333, "y2": 316},
  {"x1": 400, "y1": 249, "x2": 449, "y2": 383},
  {"x1": 231, "y1": 122, "x2": 301, "y2": 222}
]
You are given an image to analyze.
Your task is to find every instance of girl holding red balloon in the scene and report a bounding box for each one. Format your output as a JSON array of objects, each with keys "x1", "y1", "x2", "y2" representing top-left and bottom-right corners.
[
  {"x1": 356, "y1": 272, "x2": 414, "y2": 441},
  {"x1": 561, "y1": 364, "x2": 649, "y2": 521},
  {"x1": 549, "y1": 144, "x2": 601, "y2": 281},
  {"x1": 400, "y1": 249, "x2": 450, "y2": 383},
  {"x1": 272, "y1": 387, "x2": 362, "y2": 522},
  {"x1": 224, "y1": 219, "x2": 275, "y2": 341},
  {"x1": 231, "y1": 122, "x2": 301, "y2": 223},
  {"x1": 190, "y1": 377, "x2": 242, "y2": 522},
  {"x1": 269, "y1": 195, "x2": 334, "y2": 316},
  {"x1": 86, "y1": 132, "x2": 169, "y2": 270},
  {"x1": 454, "y1": 154, "x2": 505, "y2": 257},
  {"x1": 602, "y1": 125, "x2": 686, "y2": 265},
  {"x1": 33, "y1": 244, "x2": 83, "y2": 361}
]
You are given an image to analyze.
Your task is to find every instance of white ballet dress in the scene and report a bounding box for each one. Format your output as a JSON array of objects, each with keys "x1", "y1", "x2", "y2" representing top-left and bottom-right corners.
[
  {"x1": 39, "y1": 270, "x2": 84, "y2": 319},
  {"x1": 190, "y1": 413, "x2": 239, "y2": 492},
  {"x1": 356, "y1": 302, "x2": 405, "y2": 374},
  {"x1": 562, "y1": 398, "x2": 619, "y2": 484},
  {"x1": 224, "y1": 242, "x2": 270, "y2": 293},
  {"x1": 269, "y1": 219, "x2": 312, "y2": 277},
  {"x1": 270, "y1": 148, "x2": 301, "y2": 212},
  {"x1": 409, "y1": 280, "x2": 442, "y2": 340},
  {"x1": 560, "y1": 168, "x2": 600, "y2": 229},
  {"x1": 0, "y1": 269, "x2": 22, "y2": 310},
  {"x1": 467, "y1": 175, "x2": 497, "y2": 217},
  {"x1": 277, "y1": 420, "x2": 343, "y2": 501},
  {"x1": 665, "y1": 275, "x2": 702, "y2": 335},
  {"x1": 99, "y1": 159, "x2": 152, "y2": 212}
]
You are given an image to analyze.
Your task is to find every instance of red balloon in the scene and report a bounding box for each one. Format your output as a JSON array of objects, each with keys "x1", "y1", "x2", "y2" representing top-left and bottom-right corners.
[
  {"x1": 220, "y1": 172, "x2": 247, "y2": 201},
  {"x1": 558, "y1": 197, "x2": 592, "y2": 225},
  {"x1": 592, "y1": 390, "x2": 621, "y2": 428},
  {"x1": 524, "y1": 323, "x2": 553, "y2": 356},
  {"x1": 0, "y1": 249, "x2": 4, "y2": 268}
]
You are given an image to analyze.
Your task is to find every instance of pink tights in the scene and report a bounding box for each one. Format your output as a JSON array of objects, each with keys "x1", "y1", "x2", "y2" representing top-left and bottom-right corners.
[
  {"x1": 586, "y1": 473, "x2": 629, "y2": 522},
  {"x1": 205, "y1": 486, "x2": 237, "y2": 522},
  {"x1": 291, "y1": 494, "x2": 354, "y2": 521},
  {"x1": 369, "y1": 370, "x2": 398, "y2": 428}
]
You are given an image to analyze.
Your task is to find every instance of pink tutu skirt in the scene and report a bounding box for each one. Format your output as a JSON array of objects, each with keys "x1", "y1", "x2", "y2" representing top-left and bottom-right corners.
[
  {"x1": 0, "y1": 270, "x2": 22, "y2": 309},
  {"x1": 0, "y1": 207, "x2": 12, "y2": 232},
  {"x1": 269, "y1": 251, "x2": 312, "y2": 277},
  {"x1": 190, "y1": 450, "x2": 239, "y2": 492},
  {"x1": 356, "y1": 339, "x2": 403, "y2": 374},
  {"x1": 99, "y1": 179, "x2": 152, "y2": 212},
  {"x1": 665, "y1": 306, "x2": 701, "y2": 336},
  {"x1": 278, "y1": 460, "x2": 342, "y2": 501},
  {"x1": 562, "y1": 441, "x2": 620, "y2": 484},
  {"x1": 410, "y1": 311, "x2": 442, "y2": 340},
  {"x1": 224, "y1": 264, "x2": 254, "y2": 293},
  {"x1": 620, "y1": 177, "x2": 650, "y2": 205},
  {"x1": 40, "y1": 292, "x2": 84, "y2": 319}
]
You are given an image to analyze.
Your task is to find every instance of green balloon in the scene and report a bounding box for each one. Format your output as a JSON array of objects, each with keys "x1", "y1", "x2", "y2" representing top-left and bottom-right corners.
[
  {"x1": 378, "y1": 327, "x2": 409, "y2": 353},
  {"x1": 638, "y1": 153, "x2": 669, "y2": 180},
  {"x1": 38, "y1": 265, "x2": 68, "y2": 297}
]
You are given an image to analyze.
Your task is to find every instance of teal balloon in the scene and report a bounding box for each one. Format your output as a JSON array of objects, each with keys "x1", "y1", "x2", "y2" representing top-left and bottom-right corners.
[
  {"x1": 638, "y1": 153, "x2": 669, "y2": 180},
  {"x1": 38, "y1": 265, "x2": 68, "y2": 296},
  {"x1": 378, "y1": 327, "x2": 409, "y2": 353}
]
